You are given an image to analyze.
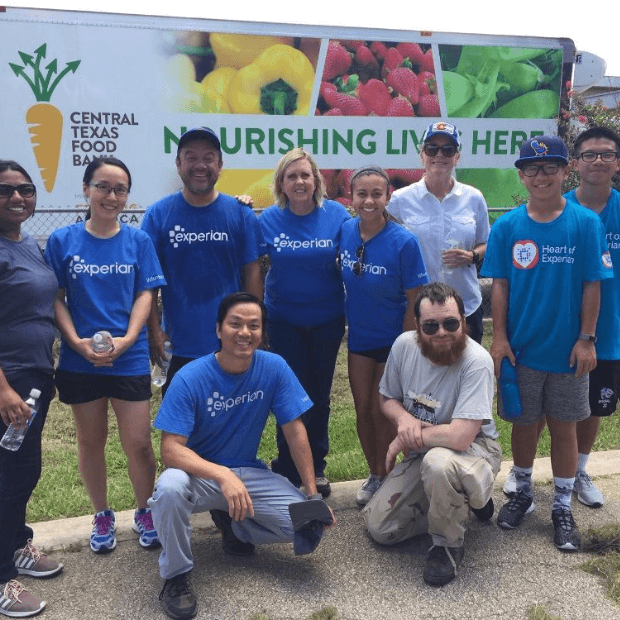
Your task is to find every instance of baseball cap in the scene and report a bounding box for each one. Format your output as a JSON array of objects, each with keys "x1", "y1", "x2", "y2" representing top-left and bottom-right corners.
[
  {"x1": 177, "y1": 126, "x2": 221, "y2": 154},
  {"x1": 423, "y1": 122, "x2": 460, "y2": 148},
  {"x1": 515, "y1": 135, "x2": 569, "y2": 168}
]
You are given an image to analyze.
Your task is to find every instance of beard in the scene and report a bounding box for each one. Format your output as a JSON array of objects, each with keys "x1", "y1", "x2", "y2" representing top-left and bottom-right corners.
[{"x1": 417, "y1": 324, "x2": 469, "y2": 366}]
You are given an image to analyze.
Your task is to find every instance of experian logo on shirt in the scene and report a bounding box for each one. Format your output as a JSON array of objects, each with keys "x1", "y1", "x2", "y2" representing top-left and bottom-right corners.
[
  {"x1": 207, "y1": 389, "x2": 265, "y2": 416},
  {"x1": 69, "y1": 255, "x2": 134, "y2": 279},
  {"x1": 168, "y1": 225, "x2": 229, "y2": 248},
  {"x1": 273, "y1": 233, "x2": 334, "y2": 252},
  {"x1": 339, "y1": 249, "x2": 387, "y2": 275}
]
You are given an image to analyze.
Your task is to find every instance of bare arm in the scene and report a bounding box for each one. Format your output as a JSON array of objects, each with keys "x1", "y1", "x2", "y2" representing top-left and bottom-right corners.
[
  {"x1": 403, "y1": 286, "x2": 423, "y2": 333},
  {"x1": 108, "y1": 289, "x2": 153, "y2": 361},
  {"x1": 420, "y1": 418, "x2": 482, "y2": 452},
  {"x1": 281, "y1": 418, "x2": 317, "y2": 496},
  {"x1": 0, "y1": 367, "x2": 31, "y2": 429},
  {"x1": 146, "y1": 288, "x2": 170, "y2": 366},
  {"x1": 570, "y1": 280, "x2": 600, "y2": 377},
  {"x1": 160, "y1": 431, "x2": 254, "y2": 521},
  {"x1": 243, "y1": 260, "x2": 263, "y2": 301},
  {"x1": 489, "y1": 278, "x2": 514, "y2": 376}
]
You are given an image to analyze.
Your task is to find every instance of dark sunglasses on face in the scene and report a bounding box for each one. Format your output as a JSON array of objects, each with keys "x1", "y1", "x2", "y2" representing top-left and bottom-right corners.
[
  {"x1": 420, "y1": 318, "x2": 461, "y2": 335},
  {"x1": 0, "y1": 183, "x2": 36, "y2": 198},
  {"x1": 352, "y1": 244, "x2": 365, "y2": 277},
  {"x1": 423, "y1": 144, "x2": 458, "y2": 158}
]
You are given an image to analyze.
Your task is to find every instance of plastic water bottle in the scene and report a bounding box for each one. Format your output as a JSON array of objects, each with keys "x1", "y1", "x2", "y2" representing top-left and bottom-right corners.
[
  {"x1": 92, "y1": 331, "x2": 114, "y2": 353},
  {"x1": 0, "y1": 388, "x2": 41, "y2": 452},
  {"x1": 498, "y1": 357, "x2": 523, "y2": 419},
  {"x1": 152, "y1": 341, "x2": 173, "y2": 387}
]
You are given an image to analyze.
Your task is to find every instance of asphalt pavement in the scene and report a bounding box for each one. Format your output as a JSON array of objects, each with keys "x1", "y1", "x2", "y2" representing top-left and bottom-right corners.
[{"x1": 26, "y1": 451, "x2": 620, "y2": 620}]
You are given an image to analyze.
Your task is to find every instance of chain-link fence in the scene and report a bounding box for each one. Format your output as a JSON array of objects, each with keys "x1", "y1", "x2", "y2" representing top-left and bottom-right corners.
[{"x1": 26, "y1": 207, "x2": 513, "y2": 320}]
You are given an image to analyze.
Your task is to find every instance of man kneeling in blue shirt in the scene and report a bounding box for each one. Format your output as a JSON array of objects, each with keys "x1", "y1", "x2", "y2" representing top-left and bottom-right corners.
[{"x1": 149, "y1": 292, "x2": 335, "y2": 620}]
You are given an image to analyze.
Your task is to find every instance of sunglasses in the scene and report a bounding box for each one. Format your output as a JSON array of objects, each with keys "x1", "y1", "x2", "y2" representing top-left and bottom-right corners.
[
  {"x1": 420, "y1": 318, "x2": 461, "y2": 335},
  {"x1": 0, "y1": 183, "x2": 36, "y2": 198},
  {"x1": 352, "y1": 244, "x2": 365, "y2": 277},
  {"x1": 423, "y1": 144, "x2": 458, "y2": 157}
]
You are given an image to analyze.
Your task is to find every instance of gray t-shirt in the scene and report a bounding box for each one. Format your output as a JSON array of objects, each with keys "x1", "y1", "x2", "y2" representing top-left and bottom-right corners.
[
  {"x1": 379, "y1": 331, "x2": 498, "y2": 439},
  {"x1": 0, "y1": 232, "x2": 58, "y2": 376}
]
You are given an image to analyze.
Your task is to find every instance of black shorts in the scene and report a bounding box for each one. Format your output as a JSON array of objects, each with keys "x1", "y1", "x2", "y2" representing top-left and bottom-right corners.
[
  {"x1": 588, "y1": 359, "x2": 620, "y2": 416},
  {"x1": 55, "y1": 369, "x2": 151, "y2": 404},
  {"x1": 349, "y1": 345, "x2": 391, "y2": 364}
]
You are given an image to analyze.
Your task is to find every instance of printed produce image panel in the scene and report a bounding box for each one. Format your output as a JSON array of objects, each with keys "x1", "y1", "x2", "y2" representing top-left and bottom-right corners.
[
  {"x1": 317, "y1": 39, "x2": 438, "y2": 117},
  {"x1": 439, "y1": 44, "x2": 563, "y2": 118},
  {"x1": 162, "y1": 31, "x2": 320, "y2": 115}
]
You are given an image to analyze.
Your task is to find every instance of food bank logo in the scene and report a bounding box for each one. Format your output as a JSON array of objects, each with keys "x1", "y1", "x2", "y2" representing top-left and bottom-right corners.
[
  {"x1": 206, "y1": 389, "x2": 265, "y2": 417},
  {"x1": 69, "y1": 255, "x2": 134, "y2": 279},
  {"x1": 10, "y1": 44, "x2": 81, "y2": 192},
  {"x1": 168, "y1": 225, "x2": 229, "y2": 248}
]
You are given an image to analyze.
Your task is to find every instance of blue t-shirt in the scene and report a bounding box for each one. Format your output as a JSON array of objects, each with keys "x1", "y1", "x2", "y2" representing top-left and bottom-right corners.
[
  {"x1": 45, "y1": 223, "x2": 166, "y2": 376},
  {"x1": 565, "y1": 189, "x2": 620, "y2": 360},
  {"x1": 141, "y1": 192, "x2": 264, "y2": 358},
  {"x1": 340, "y1": 219, "x2": 429, "y2": 352},
  {"x1": 153, "y1": 350, "x2": 312, "y2": 468},
  {"x1": 259, "y1": 200, "x2": 350, "y2": 326},
  {"x1": 481, "y1": 201, "x2": 613, "y2": 372}
]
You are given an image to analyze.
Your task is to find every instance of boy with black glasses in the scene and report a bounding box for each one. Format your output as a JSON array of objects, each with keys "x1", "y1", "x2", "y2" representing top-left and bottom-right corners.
[{"x1": 482, "y1": 135, "x2": 613, "y2": 551}]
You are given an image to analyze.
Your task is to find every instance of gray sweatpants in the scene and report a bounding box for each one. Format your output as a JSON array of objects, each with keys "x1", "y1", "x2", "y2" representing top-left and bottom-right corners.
[
  {"x1": 363, "y1": 435, "x2": 502, "y2": 548},
  {"x1": 149, "y1": 466, "x2": 306, "y2": 579}
]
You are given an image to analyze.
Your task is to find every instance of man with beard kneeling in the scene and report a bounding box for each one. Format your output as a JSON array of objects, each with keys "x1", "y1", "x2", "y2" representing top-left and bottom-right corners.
[{"x1": 363, "y1": 283, "x2": 501, "y2": 586}]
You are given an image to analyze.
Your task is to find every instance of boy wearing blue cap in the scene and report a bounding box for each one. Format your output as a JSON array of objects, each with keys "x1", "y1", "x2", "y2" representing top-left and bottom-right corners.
[{"x1": 482, "y1": 135, "x2": 613, "y2": 551}]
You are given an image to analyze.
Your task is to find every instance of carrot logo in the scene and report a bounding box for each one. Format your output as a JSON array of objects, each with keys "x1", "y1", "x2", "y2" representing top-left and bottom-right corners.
[{"x1": 10, "y1": 44, "x2": 80, "y2": 192}]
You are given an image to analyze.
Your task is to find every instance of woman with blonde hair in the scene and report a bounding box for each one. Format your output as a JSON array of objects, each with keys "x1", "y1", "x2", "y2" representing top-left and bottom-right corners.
[{"x1": 259, "y1": 148, "x2": 350, "y2": 497}]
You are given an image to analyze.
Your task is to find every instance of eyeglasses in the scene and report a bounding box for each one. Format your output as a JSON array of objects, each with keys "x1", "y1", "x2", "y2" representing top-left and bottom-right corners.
[
  {"x1": 420, "y1": 318, "x2": 461, "y2": 335},
  {"x1": 0, "y1": 183, "x2": 36, "y2": 198},
  {"x1": 423, "y1": 144, "x2": 458, "y2": 158},
  {"x1": 90, "y1": 183, "x2": 129, "y2": 197},
  {"x1": 578, "y1": 151, "x2": 620, "y2": 163},
  {"x1": 352, "y1": 244, "x2": 365, "y2": 277},
  {"x1": 521, "y1": 163, "x2": 561, "y2": 177}
]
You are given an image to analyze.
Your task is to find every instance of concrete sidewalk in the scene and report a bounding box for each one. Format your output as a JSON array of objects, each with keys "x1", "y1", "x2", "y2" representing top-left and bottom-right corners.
[{"x1": 25, "y1": 452, "x2": 620, "y2": 620}]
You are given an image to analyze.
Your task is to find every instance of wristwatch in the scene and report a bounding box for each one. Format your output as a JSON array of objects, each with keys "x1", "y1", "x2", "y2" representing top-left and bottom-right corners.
[
  {"x1": 307, "y1": 493, "x2": 322, "y2": 501},
  {"x1": 578, "y1": 333, "x2": 597, "y2": 343},
  {"x1": 471, "y1": 250, "x2": 480, "y2": 266}
]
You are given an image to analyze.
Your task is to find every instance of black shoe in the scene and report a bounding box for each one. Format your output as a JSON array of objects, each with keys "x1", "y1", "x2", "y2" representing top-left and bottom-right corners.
[
  {"x1": 497, "y1": 490, "x2": 534, "y2": 529},
  {"x1": 552, "y1": 507, "x2": 581, "y2": 551},
  {"x1": 423, "y1": 545, "x2": 464, "y2": 586},
  {"x1": 471, "y1": 498, "x2": 494, "y2": 522},
  {"x1": 159, "y1": 572, "x2": 197, "y2": 620},
  {"x1": 210, "y1": 509, "x2": 255, "y2": 557},
  {"x1": 315, "y1": 476, "x2": 332, "y2": 498}
]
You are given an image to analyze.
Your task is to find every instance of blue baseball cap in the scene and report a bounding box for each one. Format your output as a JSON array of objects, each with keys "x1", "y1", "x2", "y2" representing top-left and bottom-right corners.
[
  {"x1": 177, "y1": 126, "x2": 221, "y2": 154},
  {"x1": 423, "y1": 122, "x2": 460, "y2": 148},
  {"x1": 515, "y1": 135, "x2": 569, "y2": 168}
]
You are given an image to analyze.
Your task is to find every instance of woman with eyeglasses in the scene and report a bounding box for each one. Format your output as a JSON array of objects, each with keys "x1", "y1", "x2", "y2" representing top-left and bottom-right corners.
[
  {"x1": 0, "y1": 160, "x2": 62, "y2": 617},
  {"x1": 259, "y1": 148, "x2": 350, "y2": 498},
  {"x1": 388, "y1": 122, "x2": 490, "y2": 344},
  {"x1": 339, "y1": 165, "x2": 428, "y2": 506},
  {"x1": 45, "y1": 157, "x2": 166, "y2": 555}
]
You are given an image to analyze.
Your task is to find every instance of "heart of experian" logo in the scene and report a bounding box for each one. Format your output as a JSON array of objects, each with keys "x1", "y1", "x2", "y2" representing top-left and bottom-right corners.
[{"x1": 512, "y1": 240, "x2": 539, "y2": 269}]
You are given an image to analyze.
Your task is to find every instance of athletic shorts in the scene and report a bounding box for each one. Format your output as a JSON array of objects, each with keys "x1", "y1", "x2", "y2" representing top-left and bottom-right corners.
[
  {"x1": 497, "y1": 364, "x2": 590, "y2": 425},
  {"x1": 589, "y1": 359, "x2": 620, "y2": 416},
  {"x1": 349, "y1": 345, "x2": 391, "y2": 364},
  {"x1": 55, "y1": 369, "x2": 151, "y2": 404}
]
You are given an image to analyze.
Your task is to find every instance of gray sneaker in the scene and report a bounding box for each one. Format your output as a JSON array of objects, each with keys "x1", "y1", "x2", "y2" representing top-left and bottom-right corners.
[
  {"x1": 503, "y1": 466, "x2": 517, "y2": 497},
  {"x1": 356, "y1": 474, "x2": 382, "y2": 506},
  {"x1": 0, "y1": 580, "x2": 45, "y2": 618},
  {"x1": 574, "y1": 471, "x2": 604, "y2": 508}
]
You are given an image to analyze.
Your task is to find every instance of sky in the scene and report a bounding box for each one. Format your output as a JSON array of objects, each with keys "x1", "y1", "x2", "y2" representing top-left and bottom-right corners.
[{"x1": 5, "y1": 1, "x2": 618, "y2": 80}]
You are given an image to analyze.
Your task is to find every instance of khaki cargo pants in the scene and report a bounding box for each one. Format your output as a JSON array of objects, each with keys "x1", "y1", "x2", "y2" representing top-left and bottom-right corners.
[{"x1": 363, "y1": 435, "x2": 502, "y2": 548}]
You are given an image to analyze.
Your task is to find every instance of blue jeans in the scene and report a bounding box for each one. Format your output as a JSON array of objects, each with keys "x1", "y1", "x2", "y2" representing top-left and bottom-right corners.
[
  {"x1": 267, "y1": 315, "x2": 345, "y2": 485},
  {"x1": 0, "y1": 370, "x2": 53, "y2": 583}
]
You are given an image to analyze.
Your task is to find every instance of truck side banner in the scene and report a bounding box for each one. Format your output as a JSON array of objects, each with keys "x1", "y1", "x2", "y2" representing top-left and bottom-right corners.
[{"x1": 0, "y1": 8, "x2": 573, "y2": 228}]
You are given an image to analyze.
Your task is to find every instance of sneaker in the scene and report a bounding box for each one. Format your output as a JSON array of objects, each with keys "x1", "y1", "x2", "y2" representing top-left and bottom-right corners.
[
  {"x1": 210, "y1": 509, "x2": 255, "y2": 557},
  {"x1": 574, "y1": 471, "x2": 604, "y2": 508},
  {"x1": 13, "y1": 541, "x2": 64, "y2": 578},
  {"x1": 90, "y1": 509, "x2": 116, "y2": 554},
  {"x1": 552, "y1": 507, "x2": 581, "y2": 551},
  {"x1": 0, "y1": 580, "x2": 45, "y2": 618},
  {"x1": 497, "y1": 490, "x2": 535, "y2": 529},
  {"x1": 315, "y1": 476, "x2": 331, "y2": 499},
  {"x1": 503, "y1": 466, "x2": 517, "y2": 497},
  {"x1": 356, "y1": 474, "x2": 383, "y2": 506},
  {"x1": 423, "y1": 545, "x2": 464, "y2": 586},
  {"x1": 133, "y1": 508, "x2": 161, "y2": 548},
  {"x1": 471, "y1": 498, "x2": 494, "y2": 522},
  {"x1": 159, "y1": 572, "x2": 197, "y2": 620}
]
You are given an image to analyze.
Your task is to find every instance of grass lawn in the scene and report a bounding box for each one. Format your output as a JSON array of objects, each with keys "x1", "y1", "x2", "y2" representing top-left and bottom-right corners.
[{"x1": 28, "y1": 324, "x2": 620, "y2": 522}]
